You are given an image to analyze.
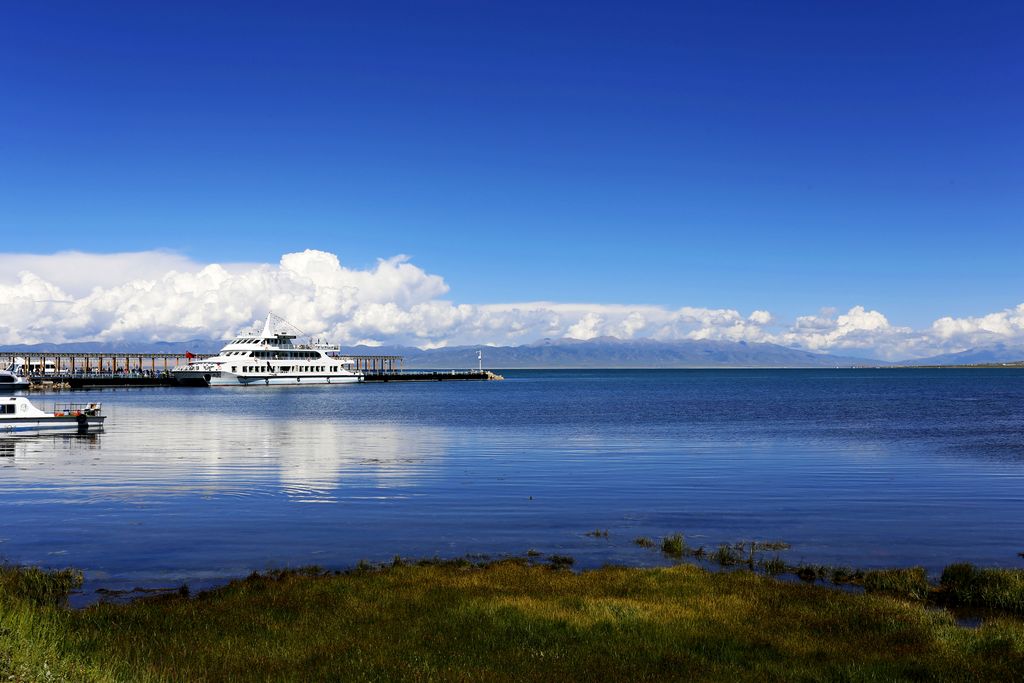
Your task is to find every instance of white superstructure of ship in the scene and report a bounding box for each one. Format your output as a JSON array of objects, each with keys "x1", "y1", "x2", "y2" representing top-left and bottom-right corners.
[{"x1": 171, "y1": 314, "x2": 362, "y2": 387}]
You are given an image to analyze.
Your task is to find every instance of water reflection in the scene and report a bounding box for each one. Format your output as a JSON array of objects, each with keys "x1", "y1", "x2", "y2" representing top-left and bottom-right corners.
[
  {"x1": 0, "y1": 405, "x2": 450, "y2": 504},
  {"x1": 0, "y1": 433, "x2": 102, "y2": 458}
]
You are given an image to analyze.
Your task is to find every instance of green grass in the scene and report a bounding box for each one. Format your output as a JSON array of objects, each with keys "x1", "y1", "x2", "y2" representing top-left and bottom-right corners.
[
  {"x1": 660, "y1": 533, "x2": 686, "y2": 557},
  {"x1": 941, "y1": 563, "x2": 1024, "y2": 614},
  {"x1": 2, "y1": 562, "x2": 1024, "y2": 682},
  {"x1": 0, "y1": 564, "x2": 82, "y2": 607},
  {"x1": 862, "y1": 567, "x2": 930, "y2": 602},
  {"x1": 759, "y1": 556, "x2": 787, "y2": 576},
  {"x1": 711, "y1": 544, "x2": 742, "y2": 567}
]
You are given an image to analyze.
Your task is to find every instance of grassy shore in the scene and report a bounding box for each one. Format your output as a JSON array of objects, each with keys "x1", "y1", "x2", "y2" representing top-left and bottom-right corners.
[{"x1": 2, "y1": 560, "x2": 1024, "y2": 682}]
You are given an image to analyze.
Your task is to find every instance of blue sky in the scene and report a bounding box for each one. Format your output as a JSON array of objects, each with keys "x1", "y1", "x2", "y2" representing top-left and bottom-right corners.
[{"x1": 0, "y1": 2, "x2": 1021, "y2": 355}]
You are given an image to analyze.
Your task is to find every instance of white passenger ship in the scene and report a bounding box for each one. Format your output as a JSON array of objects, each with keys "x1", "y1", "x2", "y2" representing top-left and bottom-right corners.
[{"x1": 171, "y1": 314, "x2": 363, "y2": 387}]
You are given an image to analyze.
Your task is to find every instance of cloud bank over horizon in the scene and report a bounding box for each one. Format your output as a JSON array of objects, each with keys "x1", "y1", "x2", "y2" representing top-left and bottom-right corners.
[{"x1": 0, "y1": 249, "x2": 1021, "y2": 361}]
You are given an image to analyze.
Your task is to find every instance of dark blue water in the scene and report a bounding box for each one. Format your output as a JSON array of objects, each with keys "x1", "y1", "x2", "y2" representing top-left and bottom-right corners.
[{"x1": 1, "y1": 369, "x2": 1022, "y2": 601}]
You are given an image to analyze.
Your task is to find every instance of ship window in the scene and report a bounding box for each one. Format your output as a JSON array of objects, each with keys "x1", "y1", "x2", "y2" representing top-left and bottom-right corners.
[{"x1": 2, "y1": 404, "x2": 12, "y2": 413}]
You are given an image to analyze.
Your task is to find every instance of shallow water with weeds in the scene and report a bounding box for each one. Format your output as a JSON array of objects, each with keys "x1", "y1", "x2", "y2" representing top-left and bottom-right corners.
[{"x1": 1, "y1": 368, "x2": 1023, "y2": 600}]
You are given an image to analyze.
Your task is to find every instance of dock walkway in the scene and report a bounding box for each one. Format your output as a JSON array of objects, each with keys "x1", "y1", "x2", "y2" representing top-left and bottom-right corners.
[
  {"x1": 363, "y1": 370, "x2": 502, "y2": 382},
  {"x1": 27, "y1": 371, "x2": 500, "y2": 388},
  {"x1": 3, "y1": 351, "x2": 501, "y2": 387}
]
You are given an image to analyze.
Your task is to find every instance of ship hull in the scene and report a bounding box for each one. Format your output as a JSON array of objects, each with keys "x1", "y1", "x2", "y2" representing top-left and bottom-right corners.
[
  {"x1": 0, "y1": 416, "x2": 105, "y2": 435},
  {"x1": 173, "y1": 371, "x2": 362, "y2": 387}
]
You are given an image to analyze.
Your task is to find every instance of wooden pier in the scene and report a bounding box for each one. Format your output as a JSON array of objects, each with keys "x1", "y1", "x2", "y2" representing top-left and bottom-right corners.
[
  {"x1": 0, "y1": 352, "x2": 406, "y2": 375},
  {"x1": 0, "y1": 351, "x2": 500, "y2": 387},
  {"x1": 1, "y1": 352, "x2": 198, "y2": 375}
]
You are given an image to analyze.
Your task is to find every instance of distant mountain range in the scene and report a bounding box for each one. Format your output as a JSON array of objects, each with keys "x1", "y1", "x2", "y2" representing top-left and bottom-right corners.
[
  {"x1": 898, "y1": 342, "x2": 1024, "y2": 366},
  {"x1": 4, "y1": 337, "x2": 1023, "y2": 368},
  {"x1": 347, "y1": 337, "x2": 886, "y2": 369}
]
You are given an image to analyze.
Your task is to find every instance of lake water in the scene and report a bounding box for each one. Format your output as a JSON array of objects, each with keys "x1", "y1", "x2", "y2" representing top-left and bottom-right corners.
[{"x1": 1, "y1": 369, "x2": 1022, "y2": 601}]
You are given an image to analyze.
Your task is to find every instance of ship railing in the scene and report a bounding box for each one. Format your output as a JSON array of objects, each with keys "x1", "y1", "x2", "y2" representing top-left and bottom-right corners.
[{"x1": 51, "y1": 402, "x2": 103, "y2": 417}]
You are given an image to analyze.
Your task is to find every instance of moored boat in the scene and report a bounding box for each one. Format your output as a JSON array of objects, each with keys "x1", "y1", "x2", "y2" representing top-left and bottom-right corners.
[
  {"x1": 0, "y1": 357, "x2": 31, "y2": 393},
  {"x1": 171, "y1": 313, "x2": 363, "y2": 387},
  {"x1": 0, "y1": 396, "x2": 106, "y2": 435}
]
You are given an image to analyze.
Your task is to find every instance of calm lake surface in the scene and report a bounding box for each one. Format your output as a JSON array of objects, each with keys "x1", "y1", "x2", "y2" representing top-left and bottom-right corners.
[{"x1": 2, "y1": 369, "x2": 1023, "y2": 600}]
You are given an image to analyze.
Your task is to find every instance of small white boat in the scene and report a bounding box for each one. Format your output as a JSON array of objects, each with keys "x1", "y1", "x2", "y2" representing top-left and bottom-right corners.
[
  {"x1": 171, "y1": 313, "x2": 363, "y2": 387},
  {"x1": 0, "y1": 357, "x2": 31, "y2": 393},
  {"x1": 0, "y1": 397, "x2": 105, "y2": 435}
]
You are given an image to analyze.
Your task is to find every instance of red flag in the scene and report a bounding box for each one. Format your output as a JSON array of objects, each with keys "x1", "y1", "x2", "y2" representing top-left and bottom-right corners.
[{"x1": 185, "y1": 351, "x2": 195, "y2": 360}]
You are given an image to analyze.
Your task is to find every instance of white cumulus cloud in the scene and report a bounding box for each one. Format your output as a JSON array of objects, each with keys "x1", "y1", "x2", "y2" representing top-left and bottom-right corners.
[
  {"x1": 775, "y1": 306, "x2": 910, "y2": 352},
  {"x1": 0, "y1": 248, "x2": 1022, "y2": 361}
]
